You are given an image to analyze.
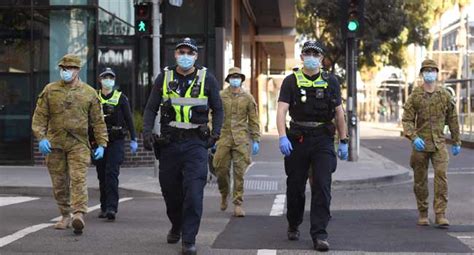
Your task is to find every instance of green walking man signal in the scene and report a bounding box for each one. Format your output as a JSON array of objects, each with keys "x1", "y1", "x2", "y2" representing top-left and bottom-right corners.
[
  {"x1": 135, "y1": 3, "x2": 152, "y2": 36},
  {"x1": 138, "y1": 21, "x2": 146, "y2": 32}
]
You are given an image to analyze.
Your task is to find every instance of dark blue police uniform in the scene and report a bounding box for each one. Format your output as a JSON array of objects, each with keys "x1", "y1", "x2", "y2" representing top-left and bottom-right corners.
[
  {"x1": 278, "y1": 68, "x2": 342, "y2": 242},
  {"x1": 143, "y1": 64, "x2": 223, "y2": 250}
]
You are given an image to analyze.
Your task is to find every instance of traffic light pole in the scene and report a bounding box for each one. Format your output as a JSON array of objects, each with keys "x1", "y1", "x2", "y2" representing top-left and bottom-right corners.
[
  {"x1": 346, "y1": 36, "x2": 359, "y2": 161},
  {"x1": 152, "y1": 0, "x2": 161, "y2": 177}
]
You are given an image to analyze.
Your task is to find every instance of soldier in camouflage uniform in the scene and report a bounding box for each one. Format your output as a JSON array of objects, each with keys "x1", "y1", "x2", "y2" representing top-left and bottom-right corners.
[
  {"x1": 32, "y1": 54, "x2": 108, "y2": 234},
  {"x1": 213, "y1": 67, "x2": 260, "y2": 217},
  {"x1": 402, "y1": 59, "x2": 461, "y2": 228}
]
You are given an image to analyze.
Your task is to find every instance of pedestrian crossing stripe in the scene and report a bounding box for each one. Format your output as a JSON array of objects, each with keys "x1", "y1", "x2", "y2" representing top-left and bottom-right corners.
[{"x1": 0, "y1": 197, "x2": 39, "y2": 207}]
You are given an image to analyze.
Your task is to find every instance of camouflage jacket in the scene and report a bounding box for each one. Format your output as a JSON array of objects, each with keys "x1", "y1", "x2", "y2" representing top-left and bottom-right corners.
[
  {"x1": 32, "y1": 80, "x2": 108, "y2": 149},
  {"x1": 219, "y1": 86, "x2": 260, "y2": 145},
  {"x1": 402, "y1": 86, "x2": 461, "y2": 151}
]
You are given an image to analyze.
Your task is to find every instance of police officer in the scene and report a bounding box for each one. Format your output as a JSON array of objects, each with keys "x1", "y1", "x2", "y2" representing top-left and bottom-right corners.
[
  {"x1": 94, "y1": 67, "x2": 138, "y2": 221},
  {"x1": 276, "y1": 41, "x2": 349, "y2": 251},
  {"x1": 32, "y1": 54, "x2": 108, "y2": 235},
  {"x1": 143, "y1": 38, "x2": 223, "y2": 255},
  {"x1": 213, "y1": 67, "x2": 261, "y2": 217},
  {"x1": 402, "y1": 59, "x2": 461, "y2": 228}
]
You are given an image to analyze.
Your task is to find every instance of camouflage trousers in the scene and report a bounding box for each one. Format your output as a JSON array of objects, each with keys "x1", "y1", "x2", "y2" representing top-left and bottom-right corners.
[
  {"x1": 213, "y1": 139, "x2": 251, "y2": 205},
  {"x1": 46, "y1": 141, "x2": 90, "y2": 216},
  {"x1": 410, "y1": 145, "x2": 449, "y2": 214}
]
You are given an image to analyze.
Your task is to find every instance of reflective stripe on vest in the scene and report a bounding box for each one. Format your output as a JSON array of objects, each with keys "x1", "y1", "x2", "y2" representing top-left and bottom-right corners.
[
  {"x1": 168, "y1": 121, "x2": 202, "y2": 129},
  {"x1": 162, "y1": 67, "x2": 208, "y2": 124},
  {"x1": 98, "y1": 90, "x2": 122, "y2": 106},
  {"x1": 294, "y1": 69, "x2": 328, "y2": 88}
]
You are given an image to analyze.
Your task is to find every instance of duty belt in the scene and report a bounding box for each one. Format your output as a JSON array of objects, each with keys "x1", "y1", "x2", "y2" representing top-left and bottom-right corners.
[
  {"x1": 168, "y1": 121, "x2": 203, "y2": 129},
  {"x1": 290, "y1": 120, "x2": 327, "y2": 128}
]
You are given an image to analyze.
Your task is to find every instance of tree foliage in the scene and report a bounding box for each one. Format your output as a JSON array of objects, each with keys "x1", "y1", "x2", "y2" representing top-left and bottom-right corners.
[{"x1": 296, "y1": 0, "x2": 436, "y2": 72}]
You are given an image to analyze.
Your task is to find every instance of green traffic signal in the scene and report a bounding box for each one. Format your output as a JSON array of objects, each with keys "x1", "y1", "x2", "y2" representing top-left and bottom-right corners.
[
  {"x1": 138, "y1": 21, "x2": 146, "y2": 32},
  {"x1": 348, "y1": 20, "x2": 359, "y2": 31}
]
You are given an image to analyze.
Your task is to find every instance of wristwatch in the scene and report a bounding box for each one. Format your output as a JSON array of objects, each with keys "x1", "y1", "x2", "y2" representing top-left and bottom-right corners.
[{"x1": 340, "y1": 138, "x2": 349, "y2": 144}]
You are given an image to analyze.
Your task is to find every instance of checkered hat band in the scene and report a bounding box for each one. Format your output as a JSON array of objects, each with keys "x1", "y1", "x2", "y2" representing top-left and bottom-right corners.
[
  {"x1": 303, "y1": 45, "x2": 323, "y2": 53},
  {"x1": 177, "y1": 42, "x2": 197, "y2": 52}
]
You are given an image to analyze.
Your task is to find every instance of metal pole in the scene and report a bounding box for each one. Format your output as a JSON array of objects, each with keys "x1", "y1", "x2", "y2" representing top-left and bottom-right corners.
[
  {"x1": 152, "y1": 0, "x2": 161, "y2": 178},
  {"x1": 346, "y1": 36, "x2": 358, "y2": 161}
]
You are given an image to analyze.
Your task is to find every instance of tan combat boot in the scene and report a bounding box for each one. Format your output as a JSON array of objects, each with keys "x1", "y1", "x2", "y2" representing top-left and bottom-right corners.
[
  {"x1": 435, "y1": 213, "x2": 450, "y2": 228},
  {"x1": 417, "y1": 211, "x2": 429, "y2": 226},
  {"x1": 234, "y1": 205, "x2": 245, "y2": 217},
  {"x1": 220, "y1": 195, "x2": 228, "y2": 211},
  {"x1": 72, "y1": 212, "x2": 85, "y2": 234},
  {"x1": 54, "y1": 215, "x2": 71, "y2": 230}
]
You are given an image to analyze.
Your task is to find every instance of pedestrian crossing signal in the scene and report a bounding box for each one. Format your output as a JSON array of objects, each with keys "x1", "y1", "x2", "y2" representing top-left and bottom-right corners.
[{"x1": 135, "y1": 4, "x2": 152, "y2": 36}]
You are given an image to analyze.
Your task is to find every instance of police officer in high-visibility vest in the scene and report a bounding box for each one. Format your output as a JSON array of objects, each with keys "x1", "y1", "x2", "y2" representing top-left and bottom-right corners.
[
  {"x1": 143, "y1": 38, "x2": 223, "y2": 255},
  {"x1": 94, "y1": 67, "x2": 138, "y2": 221},
  {"x1": 276, "y1": 40, "x2": 349, "y2": 251}
]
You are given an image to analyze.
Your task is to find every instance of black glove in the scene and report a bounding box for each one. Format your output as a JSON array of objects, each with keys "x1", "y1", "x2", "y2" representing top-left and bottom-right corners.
[{"x1": 143, "y1": 132, "x2": 155, "y2": 151}]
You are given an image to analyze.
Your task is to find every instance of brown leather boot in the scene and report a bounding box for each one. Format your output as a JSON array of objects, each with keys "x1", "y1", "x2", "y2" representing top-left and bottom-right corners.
[
  {"x1": 220, "y1": 195, "x2": 228, "y2": 211},
  {"x1": 72, "y1": 212, "x2": 85, "y2": 234},
  {"x1": 417, "y1": 211, "x2": 429, "y2": 226},
  {"x1": 53, "y1": 215, "x2": 71, "y2": 230},
  {"x1": 233, "y1": 205, "x2": 245, "y2": 217},
  {"x1": 435, "y1": 213, "x2": 449, "y2": 228}
]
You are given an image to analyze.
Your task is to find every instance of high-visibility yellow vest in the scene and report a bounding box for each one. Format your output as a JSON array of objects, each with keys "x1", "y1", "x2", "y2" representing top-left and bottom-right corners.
[
  {"x1": 294, "y1": 69, "x2": 328, "y2": 88},
  {"x1": 98, "y1": 90, "x2": 122, "y2": 106},
  {"x1": 162, "y1": 67, "x2": 208, "y2": 129}
]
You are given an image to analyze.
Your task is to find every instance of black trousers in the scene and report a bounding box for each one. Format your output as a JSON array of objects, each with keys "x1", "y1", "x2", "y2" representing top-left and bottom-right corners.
[
  {"x1": 96, "y1": 139, "x2": 125, "y2": 213},
  {"x1": 158, "y1": 138, "x2": 208, "y2": 244},
  {"x1": 284, "y1": 130, "x2": 336, "y2": 240}
]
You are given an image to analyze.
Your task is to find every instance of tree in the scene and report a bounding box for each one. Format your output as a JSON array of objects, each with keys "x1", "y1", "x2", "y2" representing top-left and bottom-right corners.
[{"x1": 296, "y1": 0, "x2": 435, "y2": 73}]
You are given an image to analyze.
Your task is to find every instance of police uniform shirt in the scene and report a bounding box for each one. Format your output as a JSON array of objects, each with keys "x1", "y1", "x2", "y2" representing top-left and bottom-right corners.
[
  {"x1": 143, "y1": 66, "x2": 224, "y2": 135},
  {"x1": 100, "y1": 91, "x2": 137, "y2": 141},
  {"x1": 278, "y1": 71, "x2": 342, "y2": 112}
]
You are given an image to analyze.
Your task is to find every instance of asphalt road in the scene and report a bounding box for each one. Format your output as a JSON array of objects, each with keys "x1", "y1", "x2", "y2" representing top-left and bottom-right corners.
[{"x1": 1, "y1": 135, "x2": 473, "y2": 254}]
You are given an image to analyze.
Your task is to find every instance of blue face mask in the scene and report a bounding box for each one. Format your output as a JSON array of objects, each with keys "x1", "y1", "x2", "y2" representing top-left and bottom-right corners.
[
  {"x1": 101, "y1": 79, "x2": 115, "y2": 90},
  {"x1": 229, "y1": 78, "x2": 242, "y2": 88},
  {"x1": 177, "y1": 54, "x2": 195, "y2": 71},
  {"x1": 303, "y1": 56, "x2": 321, "y2": 70},
  {"x1": 423, "y1": 71, "x2": 437, "y2": 83},
  {"x1": 60, "y1": 69, "x2": 74, "y2": 82}
]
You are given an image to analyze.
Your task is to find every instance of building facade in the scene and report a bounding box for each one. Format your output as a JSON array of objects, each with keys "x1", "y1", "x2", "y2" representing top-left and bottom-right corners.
[{"x1": 0, "y1": 0, "x2": 295, "y2": 165}]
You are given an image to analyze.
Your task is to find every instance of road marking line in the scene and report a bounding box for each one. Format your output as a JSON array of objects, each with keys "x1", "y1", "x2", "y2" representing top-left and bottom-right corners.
[
  {"x1": 0, "y1": 197, "x2": 39, "y2": 207},
  {"x1": 0, "y1": 223, "x2": 54, "y2": 248},
  {"x1": 257, "y1": 249, "x2": 277, "y2": 255},
  {"x1": 270, "y1": 194, "x2": 286, "y2": 216},
  {"x1": 0, "y1": 197, "x2": 135, "y2": 248},
  {"x1": 458, "y1": 236, "x2": 474, "y2": 239},
  {"x1": 50, "y1": 197, "x2": 134, "y2": 222},
  {"x1": 245, "y1": 162, "x2": 256, "y2": 174}
]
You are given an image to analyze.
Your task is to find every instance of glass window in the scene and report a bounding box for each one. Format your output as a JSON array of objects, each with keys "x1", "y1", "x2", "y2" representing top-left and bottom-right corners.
[
  {"x1": 164, "y1": 0, "x2": 205, "y2": 35},
  {"x1": 0, "y1": 0, "x2": 31, "y2": 6},
  {"x1": 33, "y1": 0, "x2": 92, "y2": 5},
  {"x1": 0, "y1": 8, "x2": 33, "y2": 163},
  {"x1": 99, "y1": 0, "x2": 134, "y2": 29},
  {"x1": 98, "y1": 7, "x2": 134, "y2": 35},
  {"x1": 47, "y1": 9, "x2": 96, "y2": 84}
]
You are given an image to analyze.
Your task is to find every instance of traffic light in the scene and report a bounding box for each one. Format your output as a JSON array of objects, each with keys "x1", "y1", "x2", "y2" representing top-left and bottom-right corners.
[
  {"x1": 135, "y1": 3, "x2": 152, "y2": 36},
  {"x1": 340, "y1": 0, "x2": 364, "y2": 38},
  {"x1": 347, "y1": 0, "x2": 360, "y2": 34}
]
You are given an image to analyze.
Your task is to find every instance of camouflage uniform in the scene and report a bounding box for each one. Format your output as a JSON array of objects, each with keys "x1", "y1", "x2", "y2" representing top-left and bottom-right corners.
[
  {"x1": 402, "y1": 86, "x2": 460, "y2": 215},
  {"x1": 213, "y1": 86, "x2": 260, "y2": 206},
  {"x1": 32, "y1": 54, "x2": 108, "y2": 216}
]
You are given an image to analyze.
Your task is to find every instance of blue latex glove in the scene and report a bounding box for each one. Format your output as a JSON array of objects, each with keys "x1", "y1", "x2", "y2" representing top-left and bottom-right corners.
[
  {"x1": 211, "y1": 144, "x2": 217, "y2": 154},
  {"x1": 413, "y1": 137, "x2": 425, "y2": 151},
  {"x1": 130, "y1": 140, "x2": 138, "y2": 154},
  {"x1": 337, "y1": 143, "x2": 349, "y2": 160},
  {"x1": 39, "y1": 139, "x2": 51, "y2": 155},
  {"x1": 94, "y1": 146, "x2": 105, "y2": 160},
  {"x1": 279, "y1": 136, "x2": 293, "y2": 156},
  {"x1": 252, "y1": 141, "x2": 260, "y2": 155},
  {"x1": 452, "y1": 145, "x2": 461, "y2": 156}
]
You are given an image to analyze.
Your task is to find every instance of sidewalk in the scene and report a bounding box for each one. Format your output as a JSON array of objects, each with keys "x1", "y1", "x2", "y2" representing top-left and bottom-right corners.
[{"x1": 0, "y1": 134, "x2": 411, "y2": 197}]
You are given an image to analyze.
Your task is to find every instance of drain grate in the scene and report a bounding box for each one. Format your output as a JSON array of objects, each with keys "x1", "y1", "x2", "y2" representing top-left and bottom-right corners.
[{"x1": 207, "y1": 180, "x2": 278, "y2": 191}]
